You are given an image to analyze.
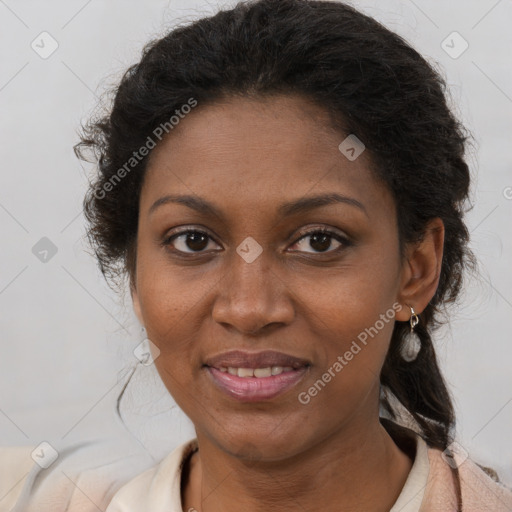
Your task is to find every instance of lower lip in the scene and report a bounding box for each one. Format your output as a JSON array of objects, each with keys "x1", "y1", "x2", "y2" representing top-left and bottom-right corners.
[{"x1": 206, "y1": 366, "x2": 309, "y2": 402}]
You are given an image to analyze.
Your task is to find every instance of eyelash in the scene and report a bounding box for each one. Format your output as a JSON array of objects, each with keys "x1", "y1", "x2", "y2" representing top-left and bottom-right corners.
[{"x1": 160, "y1": 226, "x2": 352, "y2": 257}]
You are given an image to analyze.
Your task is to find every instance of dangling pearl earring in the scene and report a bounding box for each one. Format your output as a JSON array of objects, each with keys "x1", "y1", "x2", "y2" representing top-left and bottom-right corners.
[{"x1": 400, "y1": 306, "x2": 421, "y2": 362}]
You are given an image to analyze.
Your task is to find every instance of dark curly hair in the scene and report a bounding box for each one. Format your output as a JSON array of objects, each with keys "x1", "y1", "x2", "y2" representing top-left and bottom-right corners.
[{"x1": 74, "y1": 0, "x2": 481, "y2": 507}]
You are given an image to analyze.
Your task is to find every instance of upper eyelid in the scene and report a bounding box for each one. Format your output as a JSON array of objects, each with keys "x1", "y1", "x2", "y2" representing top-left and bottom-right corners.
[
  {"x1": 164, "y1": 226, "x2": 219, "y2": 244},
  {"x1": 294, "y1": 225, "x2": 348, "y2": 240}
]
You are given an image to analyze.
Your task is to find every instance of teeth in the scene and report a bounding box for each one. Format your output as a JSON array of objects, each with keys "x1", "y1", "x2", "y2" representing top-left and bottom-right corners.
[
  {"x1": 237, "y1": 368, "x2": 255, "y2": 378},
  {"x1": 221, "y1": 366, "x2": 296, "y2": 378},
  {"x1": 254, "y1": 367, "x2": 272, "y2": 378}
]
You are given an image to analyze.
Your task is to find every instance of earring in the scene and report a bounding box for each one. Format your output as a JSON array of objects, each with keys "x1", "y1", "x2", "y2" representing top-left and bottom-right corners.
[{"x1": 400, "y1": 306, "x2": 421, "y2": 362}]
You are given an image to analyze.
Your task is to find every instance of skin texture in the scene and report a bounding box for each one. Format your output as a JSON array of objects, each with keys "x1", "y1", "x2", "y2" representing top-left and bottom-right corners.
[{"x1": 131, "y1": 94, "x2": 444, "y2": 512}]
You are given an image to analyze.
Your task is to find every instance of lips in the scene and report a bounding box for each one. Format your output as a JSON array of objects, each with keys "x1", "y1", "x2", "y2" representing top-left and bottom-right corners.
[
  {"x1": 204, "y1": 350, "x2": 311, "y2": 370},
  {"x1": 206, "y1": 365, "x2": 309, "y2": 402}
]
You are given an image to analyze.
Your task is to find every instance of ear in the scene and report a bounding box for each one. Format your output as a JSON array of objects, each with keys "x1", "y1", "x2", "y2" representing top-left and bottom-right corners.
[
  {"x1": 395, "y1": 217, "x2": 444, "y2": 322},
  {"x1": 131, "y1": 282, "x2": 144, "y2": 327}
]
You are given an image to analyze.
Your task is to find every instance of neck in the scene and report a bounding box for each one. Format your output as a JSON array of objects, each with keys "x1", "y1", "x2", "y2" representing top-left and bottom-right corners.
[{"x1": 182, "y1": 415, "x2": 414, "y2": 512}]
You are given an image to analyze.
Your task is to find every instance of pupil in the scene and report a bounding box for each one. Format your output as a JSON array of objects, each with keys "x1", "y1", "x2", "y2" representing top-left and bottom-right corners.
[
  {"x1": 310, "y1": 233, "x2": 331, "y2": 252},
  {"x1": 187, "y1": 232, "x2": 208, "y2": 251}
]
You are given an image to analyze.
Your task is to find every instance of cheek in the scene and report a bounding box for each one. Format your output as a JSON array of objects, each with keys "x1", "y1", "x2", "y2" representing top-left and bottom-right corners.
[
  {"x1": 292, "y1": 264, "x2": 399, "y2": 407},
  {"x1": 296, "y1": 312, "x2": 395, "y2": 423},
  {"x1": 135, "y1": 244, "x2": 213, "y2": 348},
  {"x1": 308, "y1": 294, "x2": 396, "y2": 378},
  {"x1": 295, "y1": 253, "x2": 399, "y2": 340}
]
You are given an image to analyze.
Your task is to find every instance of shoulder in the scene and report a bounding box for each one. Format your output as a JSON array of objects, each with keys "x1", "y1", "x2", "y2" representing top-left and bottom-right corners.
[
  {"x1": 381, "y1": 419, "x2": 512, "y2": 510},
  {"x1": 424, "y1": 444, "x2": 512, "y2": 511},
  {"x1": 0, "y1": 446, "x2": 35, "y2": 512},
  {"x1": 106, "y1": 438, "x2": 198, "y2": 512},
  {"x1": 1, "y1": 438, "x2": 156, "y2": 512}
]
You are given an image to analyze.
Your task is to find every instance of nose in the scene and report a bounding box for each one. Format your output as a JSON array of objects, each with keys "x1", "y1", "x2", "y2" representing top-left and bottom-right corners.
[{"x1": 211, "y1": 246, "x2": 294, "y2": 335}]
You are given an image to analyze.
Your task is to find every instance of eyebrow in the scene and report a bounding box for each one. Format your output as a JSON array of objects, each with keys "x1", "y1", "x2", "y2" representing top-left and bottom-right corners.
[{"x1": 148, "y1": 192, "x2": 368, "y2": 219}]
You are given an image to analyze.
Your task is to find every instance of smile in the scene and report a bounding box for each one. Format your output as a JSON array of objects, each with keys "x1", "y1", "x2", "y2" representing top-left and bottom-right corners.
[
  {"x1": 217, "y1": 366, "x2": 295, "y2": 377},
  {"x1": 205, "y1": 365, "x2": 309, "y2": 402}
]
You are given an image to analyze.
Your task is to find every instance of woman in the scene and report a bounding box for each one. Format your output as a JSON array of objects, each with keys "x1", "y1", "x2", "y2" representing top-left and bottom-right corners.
[{"x1": 70, "y1": 0, "x2": 512, "y2": 510}]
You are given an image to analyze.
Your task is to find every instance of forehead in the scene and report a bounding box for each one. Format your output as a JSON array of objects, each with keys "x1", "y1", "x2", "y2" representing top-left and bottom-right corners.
[{"x1": 141, "y1": 94, "x2": 395, "y2": 221}]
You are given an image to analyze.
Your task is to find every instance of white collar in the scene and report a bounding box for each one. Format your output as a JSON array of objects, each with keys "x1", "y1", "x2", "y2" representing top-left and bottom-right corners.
[{"x1": 107, "y1": 432, "x2": 429, "y2": 511}]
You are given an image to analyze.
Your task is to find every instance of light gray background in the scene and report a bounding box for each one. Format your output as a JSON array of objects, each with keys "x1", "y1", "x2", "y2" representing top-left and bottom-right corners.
[{"x1": 1, "y1": 0, "x2": 511, "y2": 485}]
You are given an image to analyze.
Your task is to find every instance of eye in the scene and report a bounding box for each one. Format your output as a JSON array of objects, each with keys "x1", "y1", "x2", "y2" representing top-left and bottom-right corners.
[
  {"x1": 289, "y1": 227, "x2": 350, "y2": 254},
  {"x1": 162, "y1": 229, "x2": 220, "y2": 254},
  {"x1": 162, "y1": 226, "x2": 351, "y2": 256}
]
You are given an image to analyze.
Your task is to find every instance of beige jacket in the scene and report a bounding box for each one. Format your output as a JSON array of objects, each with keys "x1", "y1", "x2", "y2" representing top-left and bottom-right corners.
[
  {"x1": 2, "y1": 432, "x2": 512, "y2": 511},
  {"x1": 105, "y1": 435, "x2": 512, "y2": 512}
]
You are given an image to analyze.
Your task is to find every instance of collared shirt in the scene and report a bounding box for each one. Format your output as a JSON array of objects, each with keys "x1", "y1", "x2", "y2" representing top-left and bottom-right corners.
[
  {"x1": 4, "y1": 422, "x2": 512, "y2": 511},
  {"x1": 105, "y1": 431, "x2": 431, "y2": 512}
]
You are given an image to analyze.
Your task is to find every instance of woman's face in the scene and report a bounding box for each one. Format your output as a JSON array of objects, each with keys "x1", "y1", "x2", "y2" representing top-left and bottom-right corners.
[{"x1": 132, "y1": 94, "x2": 412, "y2": 460}]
